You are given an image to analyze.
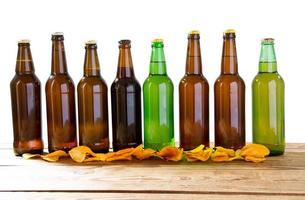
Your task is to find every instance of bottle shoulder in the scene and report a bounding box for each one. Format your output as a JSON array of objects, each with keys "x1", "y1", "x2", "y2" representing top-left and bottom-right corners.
[
  {"x1": 11, "y1": 74, "x2": 41, "y2": 87},
  {"x1": 111, "y1": 77, "x2": 141, "y2": 92},
  {"x1": 252, "y1": 72, "x2": 284, "y2": 85},
  {"x1": 179, "y1": 74, "x2": 209, "y2": 86},
  {"x1": 215, "y1": 74, "x2": 245, "y2": 85},
  {"x1": 78, "y1": 76, "x2": 108, "y2": 90},
  {"x1": 46, "y1": 74, "x2": 75, "y2": 89},
  {"x1": 144, "y1": 74, "x2": 173, "y2": 85}
]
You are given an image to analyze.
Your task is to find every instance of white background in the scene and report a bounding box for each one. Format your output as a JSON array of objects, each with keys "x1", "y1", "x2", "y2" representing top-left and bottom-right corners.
[{"x1": 1, "y1": 0, "x2": 304, "y2": 147}]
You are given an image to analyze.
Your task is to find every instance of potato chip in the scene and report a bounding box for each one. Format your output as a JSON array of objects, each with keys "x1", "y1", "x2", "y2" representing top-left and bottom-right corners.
[
  {"x1": 185, "y1": 147, "x2": 212, "y2": 162},
  {"x1": 240, "y1": 144, "x2": 269, "y2": 163},
  {"x1": 156, "y1": 146, "x2": 183, "y2": 161},
  {"x1": 244, "y1": 155, "x2": 266, "y2": 163},
  {"x1": 41, "y1": 150, "x2": 68, "y2": 162},
  {"x1": 211, "y1": 147, "x2": 236, "y2": 162},
  {"x1": 132, "y1": 145, "x2": 156, "y2": 160},
  {"x1": 240, "y1": 144, "x2": 270, "y2": 158},
  {"x1": 106, "y1": 155, "x2": 132, "y2": 162},
  {"x1": 189, "y1": 144, "x2": 205, "y2": 154},
  {"x1": 69, "y1": 146, "x2": 96, "y2": 163},
  {"x1": 22, "y1": 153, "x2": 41, "y2": 160}
]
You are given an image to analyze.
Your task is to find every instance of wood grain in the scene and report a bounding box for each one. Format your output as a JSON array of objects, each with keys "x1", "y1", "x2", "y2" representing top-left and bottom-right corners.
[{"x1": 0, "y1": 143, "x2": 305, "y2": 199}]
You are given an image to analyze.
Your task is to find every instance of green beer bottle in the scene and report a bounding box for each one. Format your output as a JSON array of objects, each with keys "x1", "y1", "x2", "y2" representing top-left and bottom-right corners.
[
  {"x1": 143, "y1": 39, "x2": 174, "y2": 150},
  {"x1": 252, "y1": 38, "x2": 285, "y2": 156}
]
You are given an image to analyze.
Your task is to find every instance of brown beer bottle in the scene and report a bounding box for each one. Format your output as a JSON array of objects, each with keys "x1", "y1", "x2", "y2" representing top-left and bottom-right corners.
[
  {"x1": 10, "y1": 40, "x2": 43, "y2": 155},
  {"x1": 214, "y1": 29, "x2": 245, "y2": 150},
  {"x1": 111, "y1": 40, "x2": 142, "y2": 151},
  {"x1": 179, "y1": 31, "x2": 209, "y2": 150},
  {"x1": 45, "y1": 32, "x2": 77, "y2": 152},
  {"x1": 77, "y1": 41, "x2": 109, "y2": 153}
]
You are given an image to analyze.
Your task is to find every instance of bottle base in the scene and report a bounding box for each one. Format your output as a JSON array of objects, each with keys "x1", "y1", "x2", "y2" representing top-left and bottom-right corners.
[
  {"x1": 48, "y1": 141, "x2": 77, "y2": 153},
  {"x1": 144, "y1": 140, "x2": 175, "y2": 151},
  {"x1": 113, "y1": 142, "x2": 142, "y2": 152},
  {"x1": 14, "y1": 139, "x2": 44, "y2": 156},
  {"x1": 260, "y1": 143, "x2": 285, "y2": 156}
]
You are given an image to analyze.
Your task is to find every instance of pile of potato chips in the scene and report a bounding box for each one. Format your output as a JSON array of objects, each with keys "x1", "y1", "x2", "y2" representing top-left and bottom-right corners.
[{"x1": 22, "y1": 143, "x2": 270, "y2": 163}]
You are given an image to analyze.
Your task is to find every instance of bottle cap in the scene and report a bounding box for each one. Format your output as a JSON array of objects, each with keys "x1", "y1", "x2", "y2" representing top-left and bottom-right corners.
[
  {"x1": 189, "y1": 30, "x2": 200, "y2": 35},
  {"x1": 224, "y1": 29, "x2": 236, "y2": 34},
  {"x1": 261, "y1": 38, "x2": 274, "y2": 44},
  {"x1": 18, "y1": 39, "x2": 30, "y2": 44},
  {"x1": 223, "y1": 29, "x2": 236, "y2": 38},
  {"x1": 85, "y1": 40, "x2": 97, "y2": 45},
  {"x1": 188, "y1": 30, "x2": 200, "y2": 39},
  {"x1": 152, "y1": 38, "x2": 164, "y2": 43},
  {"x1": 52, "y1": 32, "x2": 64, "y2": 36}
]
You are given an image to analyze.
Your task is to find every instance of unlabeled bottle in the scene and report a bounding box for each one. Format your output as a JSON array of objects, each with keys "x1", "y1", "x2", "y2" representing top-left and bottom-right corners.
[
  {"x1": 111, "y1": 40, "x2": 142, "y2": 151},
  {"x1": 45, "y1": 32, "x2": 77, "y2": 152},
  {"x1": 10, "y1": 40, "x2": 43, "y2": 155},
  {"x1": 143, "y1": 39, "x2": 174, "y2": 150},
  {"x1": 252, "y1": 38, "x2": 285, "y2": 156},
  {"x1": 179, "y1": 31, "x2": 209, "y2": 150},
  {"x1": 78, "y1": 41, "x2": 109, "y2": 153},
  {"x1": 214, "y1": 29, "x2": 245, "y2": 150}
]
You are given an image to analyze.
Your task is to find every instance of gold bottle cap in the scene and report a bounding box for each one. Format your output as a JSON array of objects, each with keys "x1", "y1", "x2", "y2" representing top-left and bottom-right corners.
[
  {"x1": 152, "y1": 38, "x2": 164, "y2": 43},
  {"x1": 189, "y1": 30, "x2": 200, "y2": 35},
  {"x1": 52, "y1": 32, "x2": 64, "y2": 36},
  {"x1": 261, "y1": 38, "x2": 274, "y2": 43},
  {"x1": 224, "y1": 29, "x2": 236, "y2": 34},
  {"x1": 18, "y1": 39, "x2": 30, "y2": 44},
  {"x1": 85, "y1": 40, "x2": 97, "y2": 45}
]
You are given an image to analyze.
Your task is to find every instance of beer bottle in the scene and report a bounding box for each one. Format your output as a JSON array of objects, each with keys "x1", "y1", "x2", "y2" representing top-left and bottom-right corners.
[
  {"x1": 143, "y1": 39, "x2": 174, "y2": 150},
  {"x1": 10, "y1": 40, "x2": 43, "y2": 155},
  {"x1": 252, "y1": 38, "x2": 285, "y2": 155},
  {"x1": 179, "y1": 31, "x2": 209, "y2": 150},
  {"x1": 214, "y1": 29, "x2": 245, "y2": 150},
  {"x1": 45, "y1": 32, "x2": 77, "y2": 152},
  {"x1": 77, "y1": 41, "x2": 109, "y2": 153},
  {"x1": 111, "y1": 40, "x2": 142, "y2": 151}
]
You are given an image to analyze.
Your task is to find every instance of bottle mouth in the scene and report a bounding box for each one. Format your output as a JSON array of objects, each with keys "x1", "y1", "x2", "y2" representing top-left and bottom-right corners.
[
  {"x1": 223, "y1": 29, "x2": 236, "y2": 38},
  {"x1": 188, "y1": 30, "x2": 200, "y2": 39},
  {"x1": 261, "y1": 38, "x2": 274, "y2": 44},
  {"x1": 52, "y1": 32, "x2": 64, "y2": 41},
  {"x1": 85, "y1": 40, "x2": 97, "y2": 48},
  {"x1": 18, "y1": 39, "x2": 30, "y2": 45},
  {"x1": 151, "y1": 38, "x2": 164, "y2": 47},
  {"x1": 119, "y1": 39, "x2": 131, "y2": 48}
]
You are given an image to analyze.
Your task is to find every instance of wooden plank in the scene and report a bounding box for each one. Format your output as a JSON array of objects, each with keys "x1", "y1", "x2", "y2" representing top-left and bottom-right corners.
[
  {"x1": 1, "y1": 192, "x2": 305, "y2": 200},
  {"x1": 0, "y1": 163, "x2": 305, "y2": 194},
  {"x1": 1, "y1": 143, "x2": 305, "y2": 196}
]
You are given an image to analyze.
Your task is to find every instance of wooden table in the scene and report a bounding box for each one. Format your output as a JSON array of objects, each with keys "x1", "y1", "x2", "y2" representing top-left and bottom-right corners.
[{"x1": 0, "y1": 143, "x2": 305, "y2": 199}]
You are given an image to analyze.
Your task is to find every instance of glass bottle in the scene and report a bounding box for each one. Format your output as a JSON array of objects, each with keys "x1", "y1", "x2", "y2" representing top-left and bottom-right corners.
[
  {"x1": 179, "y1": 31, "x2": 209, "y2": 150},
  {"x1": 214, "y1": 29, "x2": 245, "y2": 150},
  {"x1": 78, "y1": 40, "x2": 109, "y2": 153},
  {"x1": 252, "y1": 38, "x2": 285, "y2": 155},
  {"x1": 143, "y1": 39, "x2": 174, "y2": 150}
]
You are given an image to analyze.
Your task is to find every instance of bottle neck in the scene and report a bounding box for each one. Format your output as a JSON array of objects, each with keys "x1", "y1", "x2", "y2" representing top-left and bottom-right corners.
[
  {"x1": 186, "y1": 36, "x2": 202, "y2": 75},
  {"x1": 16, "y1": 44, "x2": 35, "y2": 74},
  {"x1": 117, "y1": 47, "x2": 134, "y2": 78},
  {"x1": 259, "y1": 43, "x2": 277, "y2": 73},
  {"x1": 149, "y1": 45, "x2": 167, "y2": 75},
  {"x1": 221, "y1": 37, "x2": 238, "y2": 75},
  {"x1": 51, "y1": 40, "x2": 68, "y2": 75},
  {"x1": 84, "y1": 46, "x2": 100, "y2": 76}
]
